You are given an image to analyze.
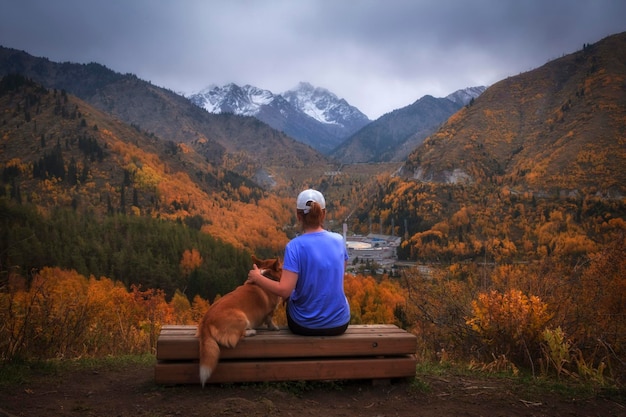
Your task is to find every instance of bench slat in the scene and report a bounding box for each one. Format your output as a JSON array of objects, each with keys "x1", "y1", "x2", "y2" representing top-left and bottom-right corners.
[
  {"x1": 159, "y1": 324, "x2": 403, "y2": 336},
  {"x1": 156, "y1": 325, "x2": 417, "y2": 360},
  {"x1": 155, "y1": 355, "x2": 417, "y2": 384}
]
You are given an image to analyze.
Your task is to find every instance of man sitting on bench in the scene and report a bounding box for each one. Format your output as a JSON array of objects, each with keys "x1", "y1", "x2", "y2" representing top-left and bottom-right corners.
[{"x1": 247, "y1": 188, "x2": 350, "y2": 336}]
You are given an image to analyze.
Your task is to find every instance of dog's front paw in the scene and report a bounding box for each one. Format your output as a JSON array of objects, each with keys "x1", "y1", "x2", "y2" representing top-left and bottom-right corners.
[{"x1": 244, "y1": 329, "x2": 257, "y2": 337}]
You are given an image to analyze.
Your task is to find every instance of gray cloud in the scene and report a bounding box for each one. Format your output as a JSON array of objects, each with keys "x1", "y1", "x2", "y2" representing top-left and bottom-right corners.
[{"x1": 1, "y1": 0, "x2": 625, "y2": 118}]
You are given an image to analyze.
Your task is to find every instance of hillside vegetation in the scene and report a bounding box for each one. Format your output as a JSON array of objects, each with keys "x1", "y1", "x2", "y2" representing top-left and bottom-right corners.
[
  {"x1": 402, "y1": 32, "x2": 626, "y2": 195},
  {"x1": 0, "y1": 75, "x2": 292, "y2": 253}
]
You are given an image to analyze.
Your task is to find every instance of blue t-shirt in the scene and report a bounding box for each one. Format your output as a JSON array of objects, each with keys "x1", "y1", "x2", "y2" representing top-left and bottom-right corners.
[{"x1": 283, "y1": 230, "x2": 350, "y2": 329}]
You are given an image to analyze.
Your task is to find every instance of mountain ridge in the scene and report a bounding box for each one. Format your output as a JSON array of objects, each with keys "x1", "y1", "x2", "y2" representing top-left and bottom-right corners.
[
  {"x1": 0, "y1": 46, "x2": 330, "y2": 190},
  {"x1": 400, "y1": 32, "x2": 626, "y2": 196},
  {"x1": 330, "y1": 88, "x2": 485, "y2": 163},
  {"x1": 189, "y1": 81, "x2": 371, "y2": 154},
  {"x1": 190, "y1": 81, "x2": 485, "y2": 161}
]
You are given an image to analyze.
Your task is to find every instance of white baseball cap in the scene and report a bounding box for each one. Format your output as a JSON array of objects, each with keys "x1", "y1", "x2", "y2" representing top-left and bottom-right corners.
[{"x1": 296, "y1": 189, "x2": 326, "y2": 214}]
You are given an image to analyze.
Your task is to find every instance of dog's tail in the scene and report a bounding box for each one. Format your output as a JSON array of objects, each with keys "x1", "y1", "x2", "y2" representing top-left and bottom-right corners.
[{"x1": 198, "y1": 327, "x2": 221, "y2": 388}]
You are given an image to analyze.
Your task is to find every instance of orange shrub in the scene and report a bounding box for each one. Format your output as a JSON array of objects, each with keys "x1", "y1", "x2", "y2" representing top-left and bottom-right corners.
[
  {"x1": 344, "y1": 274, "x2": 406, "y2": 326},
  {"x1": 467, "y1": 289, "x2": 551, "y2": 363},
  {"x1": 0, "y1": 267, "x2": 212, "y2": 361}
]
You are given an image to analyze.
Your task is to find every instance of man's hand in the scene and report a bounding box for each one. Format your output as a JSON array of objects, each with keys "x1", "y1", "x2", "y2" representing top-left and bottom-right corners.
[{"x1": 247, "y1": 264, "x2": 261, "y2": 284}]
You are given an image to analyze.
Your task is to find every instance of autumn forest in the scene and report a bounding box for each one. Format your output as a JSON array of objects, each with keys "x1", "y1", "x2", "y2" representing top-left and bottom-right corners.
[{"x1": 1, "y1": 33, "x2": 626, "y2": 388}]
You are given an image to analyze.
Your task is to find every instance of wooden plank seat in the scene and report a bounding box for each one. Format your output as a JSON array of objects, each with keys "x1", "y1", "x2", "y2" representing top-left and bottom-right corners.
[{"x1": 154, "y1": 324, "x2": 417, "y2": 384}]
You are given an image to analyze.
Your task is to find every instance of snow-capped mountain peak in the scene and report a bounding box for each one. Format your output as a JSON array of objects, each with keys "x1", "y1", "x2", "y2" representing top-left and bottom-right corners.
[
  {"x1": 445, "y1": 86, "x2": 487, "y2": 106},
  {"x1": 282, "y1": 82, "x2": 369, "y2": 126},
  {"x1": 190, "y1": 83, "x2": 275, "y2": 116},
  {"x1": 282, "y1": 82, "x2": 334, "y2": 123}
]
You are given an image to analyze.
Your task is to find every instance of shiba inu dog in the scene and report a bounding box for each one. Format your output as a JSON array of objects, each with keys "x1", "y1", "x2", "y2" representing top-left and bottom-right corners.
[{"x1": 196, "y1": 256, "x2": 282, "y2": 386}]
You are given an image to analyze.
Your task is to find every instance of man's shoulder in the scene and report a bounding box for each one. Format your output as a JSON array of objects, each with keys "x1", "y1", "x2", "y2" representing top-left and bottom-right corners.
[
  {"x1": 325, "y1": 231, "x2": 346, "y2": 246},
  {"x1": 327, "y1": 231, "x2": 344, "y2": 240},
  {"x1": 292, "y1": 230, "x2": 343, "y2": 244}
]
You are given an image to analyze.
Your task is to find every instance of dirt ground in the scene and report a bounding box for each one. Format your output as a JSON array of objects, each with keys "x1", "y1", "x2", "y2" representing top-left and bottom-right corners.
[{"x1": 1, "y1": 362, "x2": 624, "y2": 417}]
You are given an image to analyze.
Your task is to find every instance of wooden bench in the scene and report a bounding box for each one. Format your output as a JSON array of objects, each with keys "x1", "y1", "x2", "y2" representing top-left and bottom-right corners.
[{"x1": 155, "y1": 324, "x2": 417, "y2": 384}]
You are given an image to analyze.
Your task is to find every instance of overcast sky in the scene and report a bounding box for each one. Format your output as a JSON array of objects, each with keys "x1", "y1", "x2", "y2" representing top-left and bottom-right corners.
[{"x1": 1, "y1": 0, "x2": 625, "y2": 119}]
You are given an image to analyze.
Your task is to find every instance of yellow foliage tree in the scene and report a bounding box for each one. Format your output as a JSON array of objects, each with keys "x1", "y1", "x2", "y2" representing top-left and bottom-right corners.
[
  {"x1": 467, "y1": 289, "x2": 551, "y2": 363},
  {"x1": 344, "y1": 274, "x2": 406, "y2": 325},
  {"x1": 190, "y1": 295, "x2": 211, "y2": 323},
  {"x1": 170, "y1": 290, "x2": 193, "y2": 324},
  {"x1": 179, "y1": 248, "x2": 203, "y2": 294}
]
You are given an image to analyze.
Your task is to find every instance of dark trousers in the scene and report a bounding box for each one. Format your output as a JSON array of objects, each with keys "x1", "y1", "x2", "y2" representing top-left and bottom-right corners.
[{"x1": 286, "y1": 305, "x2": 349, "y2": 336}]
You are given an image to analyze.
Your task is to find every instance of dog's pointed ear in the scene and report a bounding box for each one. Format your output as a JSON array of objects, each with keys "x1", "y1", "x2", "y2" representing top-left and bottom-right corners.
[
  {"x1": 272, "y1": 258, "x2": 281, "y2": 271},
  {"x1": 251, "y1": 255, "x2": 259, "y2": 265}
]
